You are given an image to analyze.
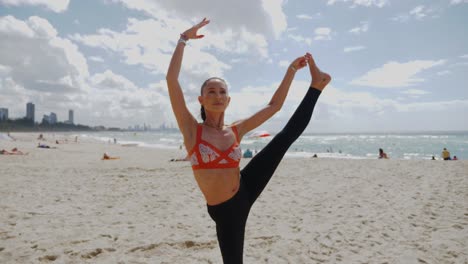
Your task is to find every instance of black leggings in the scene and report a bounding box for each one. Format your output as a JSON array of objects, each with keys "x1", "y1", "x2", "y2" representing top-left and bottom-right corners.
[{"x1": 207, "y1": 87, "x2": 321, "y2": 264}]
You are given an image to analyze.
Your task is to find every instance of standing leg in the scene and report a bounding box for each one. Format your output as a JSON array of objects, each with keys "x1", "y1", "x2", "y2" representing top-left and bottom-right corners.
[
  {"x1": 241, "y1": 87, "x2": 322, "y2": 205},
  {"x1": 207, "y1": 180, "x2": 251, "y2": 264}
]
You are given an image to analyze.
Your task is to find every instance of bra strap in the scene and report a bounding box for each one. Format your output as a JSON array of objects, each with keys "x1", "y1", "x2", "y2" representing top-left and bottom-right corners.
[
  {"x1": 231, "y1": 125, "x2": 240, "y2": 142},
  {"x1": 196, "y1": 124, "x2": 203, "y2": 142}
]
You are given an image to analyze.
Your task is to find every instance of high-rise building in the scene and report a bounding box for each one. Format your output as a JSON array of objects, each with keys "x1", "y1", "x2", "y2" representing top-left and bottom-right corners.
[
  {"x1": 50, "y1": 112, "x2": 57, "y2": 125},
  {"x1": 68, "y1": 109, "x2": 74, "y2": 124},
  {"x1": 26, "y1": 102, "x2": 35, "y2": 122},
  {"x1": 0, "y1": 108, "x2": 8, "y2": 121},
  {"x1": 42, "y1": 114, "x2": 50, "y2": 124}
]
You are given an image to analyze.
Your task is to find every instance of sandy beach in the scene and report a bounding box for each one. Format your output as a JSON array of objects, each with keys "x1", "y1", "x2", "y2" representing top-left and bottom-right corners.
[{"x1": 1, "y1": 133, "x2": 467, "y2": 263}]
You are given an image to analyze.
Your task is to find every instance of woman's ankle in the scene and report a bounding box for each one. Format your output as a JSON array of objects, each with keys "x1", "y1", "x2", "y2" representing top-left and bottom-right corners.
[{"x1": 311, "y1": 72, "x2": 331, "y2": 91}]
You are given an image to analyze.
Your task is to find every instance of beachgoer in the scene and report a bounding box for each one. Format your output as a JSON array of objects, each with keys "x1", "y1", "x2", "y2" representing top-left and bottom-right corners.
[
  {"x1": 243, "y1": 148, "x2": 253, "y2": 158},
  {"x1": 38, "y1": 143, "x2": 50, "y2": 148},
  {"x1": 453, "y1": 155, "x2": 458, "y2": 160},
  {"x1": 7, "y1": 132, "x2": 16, "y2": 141},
  {"x1": 37, "y1": 143, "x2": 55, "y2": 149},
  {"x1": 170, "y1": 150, "x2": 190, "y2": 162},
  {"x1": 166, "y1": 18, "x2": 331, "y2": 264},
  {"x1": 1, "y1": 148, "x2": 26, "y2": 155},
  {"x1": 432, "y1": 155, "x2": 436, "y2": 160},
  {"x1": 442, "y1": 148, "x2": 451, "y2": 160},
  {"x1": 38, "y1": 134, "x2": 44, "y2": 140},
  {"x1": 170, "y1": 156, "x2": 189, "y2": 162},
  {"x1": 102, "y1": 152, "x2": 119, "y2": 160},
  {"x1": 0, "y1": 149, "x2": 13, "y2": 155},
  {"x1": 379, "y1": 148, "x2": 388, "y2": 159},
  {"x1": 313, "y1": 154, "x2": 318, "y2": 158}
]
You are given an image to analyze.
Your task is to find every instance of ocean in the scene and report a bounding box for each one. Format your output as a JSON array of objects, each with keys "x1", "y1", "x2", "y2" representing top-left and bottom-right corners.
[{"x1": 78, "y1": 130, "x2": 468, "y2": 160}]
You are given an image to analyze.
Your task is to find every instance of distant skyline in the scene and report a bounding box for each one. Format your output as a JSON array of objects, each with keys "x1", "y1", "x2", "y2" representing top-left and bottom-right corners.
[
  {"x1": 0, "y1": 102, "x2": 74, "y2": 124},
  {"x1": 0, "y1": 0, "x2": 467, "y2": 132}
]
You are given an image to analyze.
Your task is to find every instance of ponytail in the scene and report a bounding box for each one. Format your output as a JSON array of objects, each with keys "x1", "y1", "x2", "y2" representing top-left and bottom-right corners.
[{"x1": 200, "y1": 105, "x2": 206, "y2": 121}]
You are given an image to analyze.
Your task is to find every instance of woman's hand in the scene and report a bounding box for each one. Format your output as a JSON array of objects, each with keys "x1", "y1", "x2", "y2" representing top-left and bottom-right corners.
[
  {"x1": 181, "y1": 18, "x2": 210, "y2": 40},
  {"x1": 290, "y1": 55, "x2": 308, "y2": 72},
  {"x1": 305, "y1": 52, "x2": 331, "y2": 91}
]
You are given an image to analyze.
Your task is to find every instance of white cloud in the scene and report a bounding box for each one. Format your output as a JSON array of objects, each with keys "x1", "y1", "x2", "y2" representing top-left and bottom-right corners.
[
  {"x1": 460, "y1": 54, "x2": 468, "y2": 59},
  {"x1": 314, "y1": 27, "x2": 332, "y2": 41},
  {"x1": 113, "y1": 0, "x2": 287, "y2": 39},
  {"x1": 278, "y1": 60, "x2": 289, "y2": 68},
  {"x1": 409, "y1": 5, "x2": 431, "y2": 20},
  {"x1": 261, "y1": 0, "x2": 287, "y2": 38},
  {"x1": 88, "y1": 56, "x2": 104, "y2": 62},
  {"x1": 287, "y1": 33, "x2": 313, "y2": 45},
  {"x1": 391, "y1": 14, "x2": 410, "y2": 23},
  {"x1": 397, "y1": 99, "x2": 468, "y2": 113},
  {"x1": 449, "y1": 62, "x2": 468, "y2": 67},
  {"x1": 84, "y1": 71, "x2": 172, "y2": 127},
  {"x1": 349, "y1": 21, "x2": 369, "y2": 34},
  {"x1": 344, "y1": 46, "x2": 366, "y2": 53},
  {"x1": 299, "y1": 84, "x2": 468, "y2": 132},
  {"x1": 401, "y1": 89, "x2": 430, "y2": 96},
  {"x1": 226, "y1": 80, "x2": 324, "y2": 129},
  {"x1": 0, "y1": 0, "x2": 70, "y2": 12},
  {"x1": 392, "y1": 5, "x2": 436, "y2": 22},
  {"x1": 296, "y1": 13, "x2": 322, "y2": 20},
  {"x1": 0, "y1": 15, "x2": 88, "y2": 93},
  {"x1": 296, "y1": 14, "x2": 313, "y2": 20},
  {"x1": 0, "y1": 15, "x2": 173, "y2": 128},
  {"x1": 450, "y1": 0, "x2": 468, "y2": 5},
  {"x1": 327, "y1": 0, "x2": 388, "y2": 8},
  {"x1": 90, "y1": 70, "x2": 139, "y2": 91},
  {"x1": 437, "y1": 70, "x2": 451, "y2": 76},
  {"x1": 0, "y1": 64, "x2": 12, "y2": 76},
  {"x1": 71, "y1": 18, "x2": 233, "y2": 81},
  {"x1": 351, "y1": 60, "x2": 446, "y2": 88}
]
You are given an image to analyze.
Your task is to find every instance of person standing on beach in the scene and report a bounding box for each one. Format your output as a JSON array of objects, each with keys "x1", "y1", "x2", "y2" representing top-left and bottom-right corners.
[
  {"x1": 442, "y1": 148, "x2": 451, "y2": 160},
  {"x1": 166, "y1": 18, "x2": 331, "y2": 263}
]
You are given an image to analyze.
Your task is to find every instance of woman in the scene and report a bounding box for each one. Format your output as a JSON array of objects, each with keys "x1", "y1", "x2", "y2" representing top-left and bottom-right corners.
[
  {"x1": 166, "y1": 18, "x2": 331, "y2": 263},
  {"x1": 379, "y1": 148, "x2": 388, "y2": 159}
]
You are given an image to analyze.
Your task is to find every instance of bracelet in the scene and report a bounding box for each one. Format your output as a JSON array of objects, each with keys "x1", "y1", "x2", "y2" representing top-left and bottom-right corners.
[
  {"x1": 290, "y1": 65, "x2": 297, "y2": 72},
  {"x1": 178, "y1": 38, "x2": 187, "y2": 45}
]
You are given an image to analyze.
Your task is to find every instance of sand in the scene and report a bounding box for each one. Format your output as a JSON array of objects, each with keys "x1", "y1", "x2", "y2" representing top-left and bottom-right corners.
[{"x1": 1, "y1": 133, "x2": 467, "y2": 263}]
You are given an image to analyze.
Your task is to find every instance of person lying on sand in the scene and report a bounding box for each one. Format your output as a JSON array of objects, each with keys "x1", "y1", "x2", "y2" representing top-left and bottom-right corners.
[
  {"x1": 37, "y1": 143, "x2": 56, "y2": 149},
  {"x1": 1, "y1": 148, "x2": 28, "y2": 155},
  {"x1": 102, "y1": 153, "x2": 120, "y2": 160},
  {"x1": 170, "y1": 156, "x2": 189, "y2": 162}
]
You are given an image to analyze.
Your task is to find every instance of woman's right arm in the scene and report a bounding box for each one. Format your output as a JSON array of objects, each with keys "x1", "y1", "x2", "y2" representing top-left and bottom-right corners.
[{"x1": 166, "y1": 18, "x2": 210, "y2": 139}]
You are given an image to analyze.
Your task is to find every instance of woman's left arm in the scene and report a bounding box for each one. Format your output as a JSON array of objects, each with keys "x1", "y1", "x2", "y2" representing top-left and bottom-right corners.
[{"x1": 234, "y1": 54, "x2": 309, "y2": 138}]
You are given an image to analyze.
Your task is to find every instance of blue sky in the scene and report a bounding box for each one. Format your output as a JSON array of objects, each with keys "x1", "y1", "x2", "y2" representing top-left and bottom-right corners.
[{"x1": 0, "y1": 0, "x2": 467, "y2": 132}]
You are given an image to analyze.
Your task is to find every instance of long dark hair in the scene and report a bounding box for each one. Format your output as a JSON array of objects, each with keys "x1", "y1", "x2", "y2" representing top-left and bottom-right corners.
[{"x1": 200, "y1": 77, "x2": 227, "y2": 121}]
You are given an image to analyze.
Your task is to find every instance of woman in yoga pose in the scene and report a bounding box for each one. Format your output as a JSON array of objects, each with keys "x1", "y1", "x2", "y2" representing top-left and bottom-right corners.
[{"x1": 166, "y1": 18, "x2": 331, "y2": 263}]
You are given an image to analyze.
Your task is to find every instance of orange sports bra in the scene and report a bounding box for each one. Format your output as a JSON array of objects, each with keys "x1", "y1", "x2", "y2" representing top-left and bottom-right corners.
[{"x1": 189, "y1": 124, "x2": 242, "y2": 170}]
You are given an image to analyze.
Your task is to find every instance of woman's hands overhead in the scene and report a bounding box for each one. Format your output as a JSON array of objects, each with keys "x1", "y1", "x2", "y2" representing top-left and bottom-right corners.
[
  {"x1": 182, "y1": 18, "x2": 210, "y2": 40},
  {"x1": 290, "y1": 55, "x2": 308, "y2": 72}
]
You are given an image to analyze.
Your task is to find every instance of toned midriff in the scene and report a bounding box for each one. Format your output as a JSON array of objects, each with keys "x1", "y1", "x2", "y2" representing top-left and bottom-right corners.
[{"x1": 193, "y1": 167, "x2": 240, "y2": 206}]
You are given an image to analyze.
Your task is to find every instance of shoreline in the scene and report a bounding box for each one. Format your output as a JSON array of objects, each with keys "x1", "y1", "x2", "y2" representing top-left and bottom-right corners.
[{"x1": 2, "y1": 131, "x2": 465, "y2": 160}]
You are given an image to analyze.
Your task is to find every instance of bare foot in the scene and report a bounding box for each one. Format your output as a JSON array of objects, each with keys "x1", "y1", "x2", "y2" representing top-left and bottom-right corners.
[
  {"x1": 306, "y1": 53, "x2": 331, "y2": 91},
  {"x1": 312, "y1": 72, "x2": 331, "y2": 91}
]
